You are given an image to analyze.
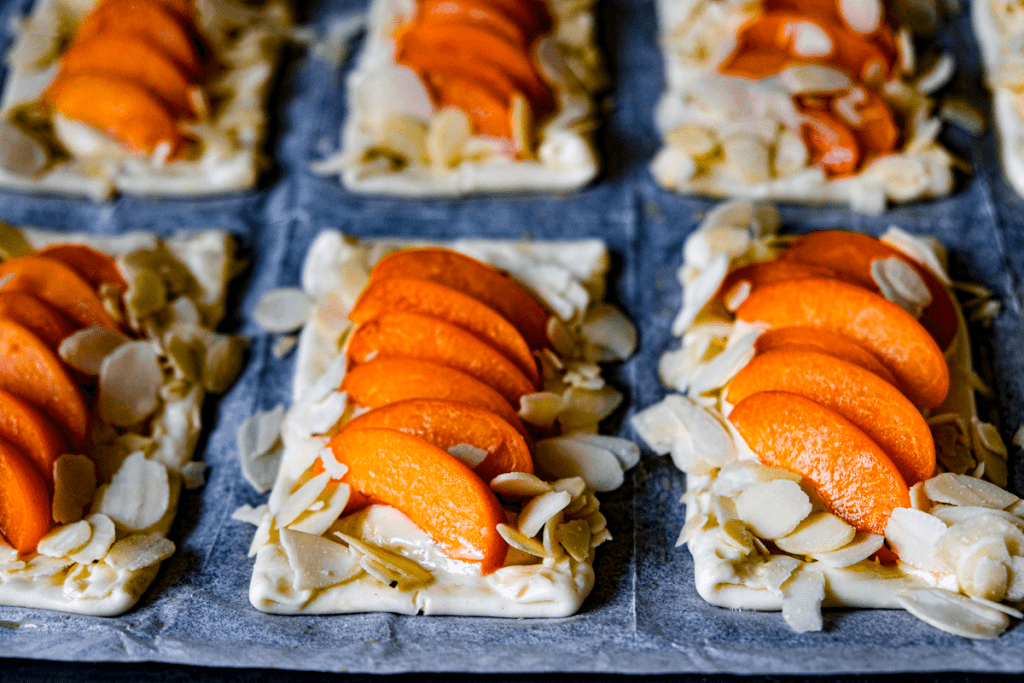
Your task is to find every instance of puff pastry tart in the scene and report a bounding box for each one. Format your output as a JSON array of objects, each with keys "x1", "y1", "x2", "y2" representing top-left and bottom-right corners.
[
  {"x1": 241, "y1": 234, "x2": 638, "y2": 617},
  {"x1": 314, "y1": 0, "x2": 606, "y2": 196},
  {"x1": 973, "y1": 0, "x2": 1024, "y2": 199},
  {"x1": 0, "y1": 0, "x2": 291, "y2": 200},
  {"x1": 652, "y1": 0, "x2": 957, "y2": 212},
  {"x1": 0, "y1": 224, "x2": 244, "y2": 615},
  {"x1": 633, "y1": 200, "x2": 1023, "y2": 639}
]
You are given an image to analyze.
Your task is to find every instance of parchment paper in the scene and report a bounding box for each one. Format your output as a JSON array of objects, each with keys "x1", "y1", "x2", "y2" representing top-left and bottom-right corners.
[{"x1": 0, "y1": 0, "x2": 1021, "y2": 674}]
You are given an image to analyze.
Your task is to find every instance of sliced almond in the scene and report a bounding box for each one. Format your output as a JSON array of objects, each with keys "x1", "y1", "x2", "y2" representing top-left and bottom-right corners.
[
  {"x1": 98, "y1": 340, "x2": 163, "y2": 427},
  {"x1": 59, "y1": 326, "x2": 129, "y2": 375},
  {"x1": 63, "y1": 562, "x2": 120, "y2": 601},
  {"x1": 98, "y1": 452, "x2": 170, "y2": 531},
  {"x1": 106, "y1": 533, "x2": 175, "y2": 570},
  {"x1": 554, "y1": 519, "x2": 591, "y2": 562},
  {"x1": 70, "y1": 514, "x2": 116, "y2": 564},
  {"x1": 497, "y1": 523, "x2": 548, "y2": 558},
  {"x1": 518, "y1": 490, "x2": 572, "y2": 538},
  {"x1": 253, "y1": 287, "x2": 312, "y2": 333},
  {"x1": 776, "y1": 512, "x2": 856, "y2": 555},
  {"x1": 885, "y1": 507, "x2": 949, "y2": 572},
  {"x1": 809, "y1": 533, "x2": 884, "y2": 568},
  {"x1": 335, "y1": 531, "x2": 434, "y2": 591},
  {"x1": 279, "y1": 527, "x2": 361, "y2": 591},
  {"x1": 52, "y1": 454, "x2": 97, "y2": 525},
  {"x1": 735, "y1": 479, "x2": 811, "y2": 540},
  {"x1": 897, "y1": 587, "x2": 1009, "y2": 639},
  {"x1": 781, "y1": 567, "x2": 825, "y2": 633},
  {"x1": 534, "y1": 436, "x2": 623, "y2": 492},
  {"x1": 490, "y1": 472, "x2": 553, "y2": 499},
  {"x1": 924, "y1": 472, "x2": 1019, "y2": 509},
  {"x1": 36, "y1": 520, "x2": 92, "y2": 559}
]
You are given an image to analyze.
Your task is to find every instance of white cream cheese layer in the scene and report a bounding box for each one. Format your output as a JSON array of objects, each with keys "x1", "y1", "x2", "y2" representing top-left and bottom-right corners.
[
  {"x1": 244, "y1": 233, "x2": 638, "y2": 617},
  {"x1": 0, "y1": 226, "x2": 243, "y2": 616},
  {"x1": 314, "y1": 0, "x2": 604, "y2": 196},
  {"x1": 652, "y1": 0, "x2": 956, "y2": 213},
  {"x1": 632, "y1": 200, "x2": 1021, "y2": 639},
  {"x1": 0, "y1": 0, "x2": 291, "y2": 200},
  {"x1": 972, "y1": 0, "x2": 1024, "y2": 199}
]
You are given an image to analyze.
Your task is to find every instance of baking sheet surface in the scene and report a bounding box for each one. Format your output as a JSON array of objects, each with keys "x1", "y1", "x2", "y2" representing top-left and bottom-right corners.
[{"x1": 0, "y1": 0, "x2": 1021, "y2": 673}]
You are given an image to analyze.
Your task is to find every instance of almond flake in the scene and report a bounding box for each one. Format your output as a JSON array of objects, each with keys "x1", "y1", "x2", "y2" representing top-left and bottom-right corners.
[
  {"x1": 231, "y1": 504, "x2": 268, "y2": 526},
  {"x1": 519, "y1": 392, "x2": 564, "y2": 428},
  {"x1": 564, "y1": 433, "x2": 640, "y2": 470},
  {"x1": 518, "y1": 490, "x2": 572, "y2": 538},
  {"x1": 809, "y1": 533, "x2": 884, "y2": 568},
  {"x1": 106, "y1": 533, "x2": 175, "y2": 570},
  {"x1": 254, "y1": 287, "x2": 313, "y2": 333},
  {"x1": 490, "y1": 472, "x2": 553, "y2": 499},
  {"x1": 554, "y1": 519, "x2": 591, "y2": 562},
  {"x1": 448, "y1": 443, "x2": 488, "y2": 469},
  {"x1": 98, "y1": 340, "x2": 163, "y2": 427},
  {"x1": 276, "y1": 471, "x2": 331, "y2": 528},
  {"x1": 59, "y1": 326, "x2": 129, "y2": 375},
  {"x1": 886, "y1": 507, "x2": 948, "y2": 572},
  {"x1": 781, "y1": 567, "x2": 825, "y2": 633},
  {"x1": 63, "y1": 562, "x2": 120, "y2": 601},
  {"x1": 776, "y1": 512, "x2": 856, "y2": 555},
  {"x1": 735, "y1": 480, "x2": 811, "y2": 540},
  {"x1": 426, "y1": 107, "x2": 472, "y2": 168},
  {"x1": 534, "y1": 436, "x2": 624, "y2": 492},
  {"x1": 335, "y1": 531, "x2": 434, "y2": 591},
  {"x1": 98, "y1": 452, "x2": 170, "y2": 531},
  {"x1": 897, "y1": 587, "x2": 1009, "y2": 639},
  {"x1": 924, "y1": 472, "x2": 1019, "y2": 509},
  {"x1": 70, "y1": 514, "x2": 116, "y2": 564},
  {"x1": 37, "y1": 520, "x2": 92, "y2": 559},
  {"x1": 279, "y1": 528, "x2": 361, "y2": 590},
  {"x1": 287, "y1": 481, "x2": 350, "y2": 536},
  {"x1": 497, "y1": 523, "x2": 548, "y2": 558}
]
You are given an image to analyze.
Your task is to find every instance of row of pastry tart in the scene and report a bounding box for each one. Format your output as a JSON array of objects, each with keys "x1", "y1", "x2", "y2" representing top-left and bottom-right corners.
[{"x1": 5, "y1": 0, "x2": 1021, "y2": 207}]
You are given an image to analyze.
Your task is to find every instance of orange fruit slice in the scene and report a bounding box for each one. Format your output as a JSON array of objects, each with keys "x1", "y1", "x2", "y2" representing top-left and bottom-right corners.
[
  {"x1": 0, "y1": 388, "x2": 66, "y2": 486},
  {"x1": 418, "y1": 0, "x2": 529, "y2": 47},
  {"x1": 73, "y1": 0, "x2": 203, "y2": 77},
  {"x1": 753, "y1": 326, "x2": 899, "y2": 387},
  {"x1": 734, "y1": 277, "x2": 949, "y2": 408},
  {"x1": 329, "y1": 427, "x2": 509, "y2": 573},
  {"x1": 729, "y1": 391, "x2": 910, "y2": 535},
  {"x1": 341, "y1": 398, "x2": 533, "y2": 482},
  {"x1": 37, "y1": 244, "x2": 128, "y2": 292},
  {"x1": 800, "y1": 105, "x2": 861, "y2": 177},
  {"x1": 728, "y1": 350, "x2": 936, "y2": 485},
  {"x1": 369, "y1": 248, "x2": 550, "y2": 350},
  {"x1": 779, "y1": 229, "x2": 958, "y2": 349},
  {"x1": 42, "y1": 73, "x2": 185, "y2": 157},
  {"x1": 349, "y1": 277, "x2": 538, "y2": 386},
  {"x1": 0, "y1": 255, "x2": 121, "y2": 332},
  {"x1": 715, "y1": 259, "x2": 853, "y2": 309},
  {"x1": 340, "y1": 358, "x2": 529, "y2": 438},
  {"x1": 346, "y1": 312, "x2": 537, "y2": 406},
  {"x1": 0, "y1": 292, "x2": 76, "y2": 350},
  {"x1": 57, "y1": 34, "x2": 201, "y2": 120},
  {"x1": 0, "y1": 436, "x2": 52, "y2": 554},
  {"x1": 0, "y1": 319, "x2": 90, "y2": 449}
]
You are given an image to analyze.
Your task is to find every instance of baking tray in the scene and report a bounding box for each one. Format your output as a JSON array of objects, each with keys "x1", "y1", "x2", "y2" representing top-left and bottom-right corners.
[{"x1": 0, "y1": 0, "x2": 1021, "y2": 674}]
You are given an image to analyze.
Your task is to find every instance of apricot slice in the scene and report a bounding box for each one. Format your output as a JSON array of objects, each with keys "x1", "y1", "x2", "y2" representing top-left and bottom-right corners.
[
  {"x1": 73, "y1": 0, "x2": 202, "y2": 76},
  {"x1": 340, "y1": 358, "x2": 529, "y2": 437},
  {"x1": 37, "y1": 244, "x2": 128, "y2": 292},
  {"x1": 420, "y1": 71, "x2": 514, "y2": 138},
  {"x1": 57, "y1": 34, "x2": 200, "y2": 119},
  {"x1": 727, "y1": 350, "x2": 935, "y2": 485},
  {"x1": 474, "y1": 0, "x2": 552, "y2": 36},
  {"x1": 349, "y1": 277, "x2": 538, "y2": 385},
  {"x1": 0, "y1": 319, "x2": 89, "y2": 449},
  {"x1": 847, "y1": 89, "x2": 898, "y2": 156},
  {"x1": 369, "y1": 248, "x2": 550, "y2": 350},
  {"x1": 396, "y1": 23, "x2": 554, "y2": 119},
  {"x1": 800, "y1": 106, "x2": 861, "y2": 177},
  {"x1": 0, "y1": 436, "x2": 51, "y2": 554},
  {"x1": 729, "y1": 391, "x2": 910, "y2": 535},
  {"x1": 341, "y1": 398, "x2": 533, "y2": 482},
  {"x1": 0, "y1": 292, "x2": 76, "y2": 350},
  {"x1": 346, "y1": 312, "x2": 537, "y2": 406},
  {"x1": 715, "y1": 259, "x2": 850, "y2": 309},
  {"x1": 734, "y1": 277, "x2": 948, "y2": 408},
  {"x1": 779, "y1": 230, "x2": 958, "y2": 349},
  {"x1": 0, "y1": 388, "x2": 66, "y2": 486},
  {"x1": 418, "y1": 0, "x2": 529, "y2": 46},
  {"x1": 42, "y1": 73, "x2": 185, "y2": 157},
  {"x1": 753, "y1": 326, "x2": 898, "y2": 388},
  {"x1": 0, "y1": 255, "x2": 121, "y2": 332},
  {"x1": 328, "y1": 427, "x2": 509, "y2": 573}
]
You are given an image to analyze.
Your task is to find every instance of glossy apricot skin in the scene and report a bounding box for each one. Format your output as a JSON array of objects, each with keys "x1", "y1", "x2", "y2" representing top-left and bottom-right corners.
[
  {"x1": 349, "y1": 277, "x2": 539, "y2": 385},
  {"x1": 0, "y1": 388, "x2": 67, "y2": 487},
  {"x1": 729, "y1": 391, "x2": 910, "y2": 535},
  {"x1": 734, "y1": 277, "x2": 949, "y2": 409},
  {"x1": 0, "y1": 292, "x2": 77, "y2": 350},
  {"x1": 340, "y1": 398, "x2": 533, "y2": 482},
  {"x1": 328, "y1": 427, "x2": 509, "y2": 573},
  {"x1": 0, "y1": 436, "x2": 52, "y2": 555},
  {"x1": 346, "y1": 312, "x2": 537, "y2": 407},
  {"x1": 753, "y1": 326, "x2": 899, "y2": 388},
  {"x1": 0, "y1": 319, "x2": 90, "y2": 449},
  {"x1": 368, "y1": 248, "x2": 550, "y2": 350},
  {"x1": 727, "y1": 350, "x2": 936, "y2": 485},
  {"x1": 0, "y1": 255, "x2": 122, "y2": 332},
  {"x1": 779, "y1": 229, "x2": 958, "y2": 350},
  {"x1": 37, "y1": 244, "x2": 128, "y2": 292},
  {"x1": 42, "y1": 73, "x2": 186, "y2": 157},
  {"x1": 340, "y1": 358, "x2": 529, "y2": 438}
]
